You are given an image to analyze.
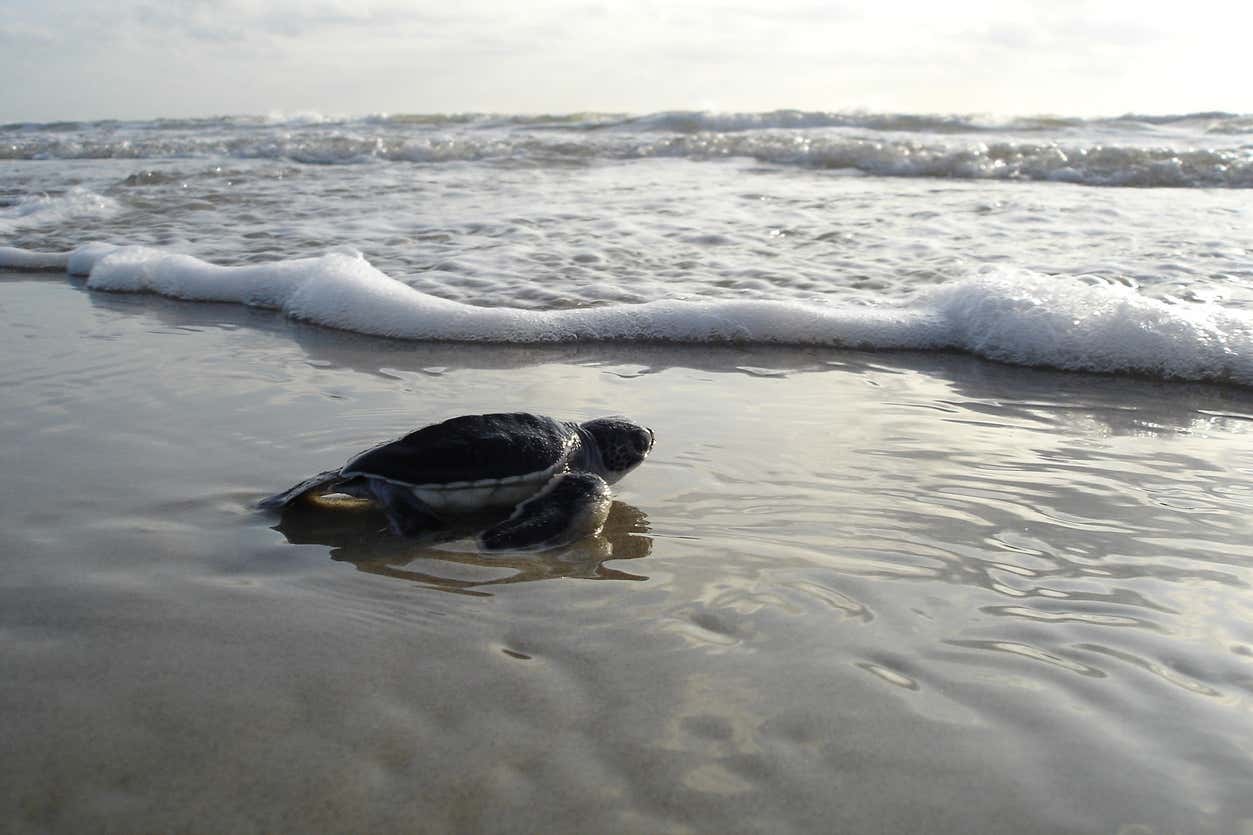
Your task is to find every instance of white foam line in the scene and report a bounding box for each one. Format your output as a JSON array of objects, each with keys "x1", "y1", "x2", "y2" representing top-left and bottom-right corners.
[
  {"x1": 65, "y1": 244, "x2": 947, "y2": 348},
  {"x1": 2, "y1": 243, "x2": 1251, "y2": 386},
  {"x1": 0, "y1": 246, "x2": 71, "y2": 271}
]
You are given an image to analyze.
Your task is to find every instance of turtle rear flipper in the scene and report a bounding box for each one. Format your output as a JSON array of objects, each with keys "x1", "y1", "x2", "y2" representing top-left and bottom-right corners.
[
  {"x1": 258, "y1": 469, "x2": 353, "y2": 510},
  {"x1": 479, "y1": 472, "x2": 612, "y2": 551},
  {"x1": 366, "y1": 480, "x2": 446, "y2": 537}
]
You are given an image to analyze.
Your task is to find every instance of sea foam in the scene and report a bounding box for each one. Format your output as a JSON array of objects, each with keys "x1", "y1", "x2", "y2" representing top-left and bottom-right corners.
[{"x1": 2, "y1": 244, "x2": 1250, "y2": 386}]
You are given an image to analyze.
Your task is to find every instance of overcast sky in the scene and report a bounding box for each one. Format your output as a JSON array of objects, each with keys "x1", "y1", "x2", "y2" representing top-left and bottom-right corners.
[{"x1": 2, "y1": 0, "x2": 1249, "y2": 121}]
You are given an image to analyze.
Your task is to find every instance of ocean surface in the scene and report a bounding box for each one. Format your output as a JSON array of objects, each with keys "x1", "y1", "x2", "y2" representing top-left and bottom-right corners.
[
  {"x1": 3, "y1": 111, "x2": 1253, "y2": 833},
  {"x1": 3, "y1": 109, "x2": 1253, "y2": 383}
]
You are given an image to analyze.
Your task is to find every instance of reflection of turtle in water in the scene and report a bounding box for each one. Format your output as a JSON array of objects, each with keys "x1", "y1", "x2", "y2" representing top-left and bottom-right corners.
[
  {"x1": 260, "y1": 413, "x2": 654, "y2": 551},
  {"x1": 273, "y1": 497, "x2": 654, "y2": 594}
]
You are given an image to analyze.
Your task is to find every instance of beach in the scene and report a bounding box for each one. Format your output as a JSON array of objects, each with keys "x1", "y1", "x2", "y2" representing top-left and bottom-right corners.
[{"x1": 4, "y1": 273, "x2": 1253, "y2": 833}]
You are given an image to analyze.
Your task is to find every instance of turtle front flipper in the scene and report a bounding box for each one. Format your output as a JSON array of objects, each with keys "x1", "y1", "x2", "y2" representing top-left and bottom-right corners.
[{"x1": 479, "y1": 472, "x2": 612, "y2": 551}]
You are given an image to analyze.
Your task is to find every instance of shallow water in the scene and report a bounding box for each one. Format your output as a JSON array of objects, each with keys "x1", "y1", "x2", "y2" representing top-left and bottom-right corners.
[{"x1": 4, "y1": 278, "x2": 1253, "y2": 833}]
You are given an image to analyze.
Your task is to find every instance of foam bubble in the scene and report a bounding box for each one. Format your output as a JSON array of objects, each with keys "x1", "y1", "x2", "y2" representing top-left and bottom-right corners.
[{"x1": 2, "y1": 245, "x2": 1249, "y2": 386}]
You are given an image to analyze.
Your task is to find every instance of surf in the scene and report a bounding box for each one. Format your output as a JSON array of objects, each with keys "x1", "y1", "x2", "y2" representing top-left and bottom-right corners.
[{"x1": 3, "y1": 243, "x2": 1250, "y2": 386}]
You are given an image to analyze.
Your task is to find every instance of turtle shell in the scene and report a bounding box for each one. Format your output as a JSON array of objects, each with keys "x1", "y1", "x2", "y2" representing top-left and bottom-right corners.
[{"x1": 341, "y1": 413, "x2": 577, "y2": 487}]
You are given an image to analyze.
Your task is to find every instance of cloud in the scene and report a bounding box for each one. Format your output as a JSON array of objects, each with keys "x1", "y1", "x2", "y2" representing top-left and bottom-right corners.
[
  {"x1": 0, "y1": 22, "x2": 58, "y2": 46},
  {"x1": 2, "y1": 0, "x2": 1251, "y2": 120}
]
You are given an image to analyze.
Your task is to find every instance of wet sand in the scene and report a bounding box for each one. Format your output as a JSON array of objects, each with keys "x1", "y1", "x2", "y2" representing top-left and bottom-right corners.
[{"x1": 3, "y1": 276, "x2": 1253, "y2": 834}]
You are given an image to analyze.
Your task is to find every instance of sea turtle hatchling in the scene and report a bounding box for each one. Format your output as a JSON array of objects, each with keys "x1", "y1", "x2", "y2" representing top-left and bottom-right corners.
[{"x1": 259, "y1": 413, "x2": 654, "y2": 550}]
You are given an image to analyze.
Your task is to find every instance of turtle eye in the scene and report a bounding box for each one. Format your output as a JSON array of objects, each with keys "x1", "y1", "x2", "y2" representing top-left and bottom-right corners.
[{"x1": 632, "y1": 432, "x2": 650, "y2": 454}]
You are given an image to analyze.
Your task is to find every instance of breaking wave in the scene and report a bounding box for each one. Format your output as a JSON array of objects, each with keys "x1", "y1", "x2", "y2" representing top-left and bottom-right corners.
[{"x1": 2, "y1": 110, "x2": 1250, "y2": 187}]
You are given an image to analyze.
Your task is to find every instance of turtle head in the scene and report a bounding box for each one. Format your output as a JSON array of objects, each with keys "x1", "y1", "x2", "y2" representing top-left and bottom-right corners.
[{"x1": 579, "y1": 416, "x2": 654, "y2": 483}]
